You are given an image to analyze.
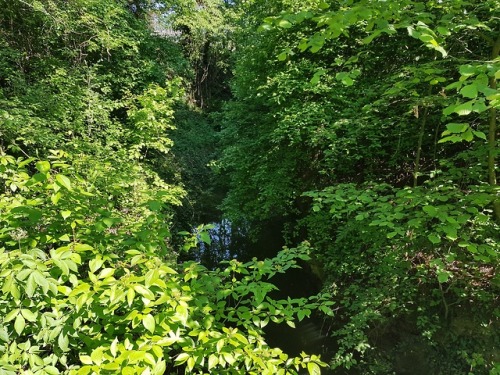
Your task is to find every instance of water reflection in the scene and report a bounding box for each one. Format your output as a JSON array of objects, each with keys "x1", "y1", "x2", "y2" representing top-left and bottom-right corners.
[
  {"x1": 189, "y1": 220, "x2": 335, "y2": 373},
  {"x1": 191, "y1": 219, "x2": 249, "y2": 269}
]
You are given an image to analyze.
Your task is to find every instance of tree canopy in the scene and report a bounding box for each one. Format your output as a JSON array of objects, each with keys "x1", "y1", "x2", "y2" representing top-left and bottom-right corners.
[{"x1": 0, "y1": 0, "x2": 498, "y2": 374}]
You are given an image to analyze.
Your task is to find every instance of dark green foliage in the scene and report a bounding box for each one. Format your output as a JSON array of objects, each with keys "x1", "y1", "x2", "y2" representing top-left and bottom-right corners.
[
  {"x1": 218, "y1": 0, "x2": 499, "y2": 373},
  {"x1": 1, "y1": 0, "x2": 498, "y2": 373}
]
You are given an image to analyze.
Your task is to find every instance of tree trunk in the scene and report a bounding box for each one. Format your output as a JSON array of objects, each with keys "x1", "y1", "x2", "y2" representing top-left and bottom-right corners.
[{"x1": 489, "y1": 34, "x2": 500, "y2": 222}]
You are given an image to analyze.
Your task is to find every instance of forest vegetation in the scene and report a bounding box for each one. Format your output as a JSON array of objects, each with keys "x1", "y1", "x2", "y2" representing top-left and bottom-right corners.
[{"x1": 0, "y1": 0, "x2": 498, "y2": 374}]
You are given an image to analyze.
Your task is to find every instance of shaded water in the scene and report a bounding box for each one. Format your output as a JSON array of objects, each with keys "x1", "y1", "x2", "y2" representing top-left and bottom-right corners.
[{"x1": 192, "y1": 220, "x2": 336, "y2": 373}]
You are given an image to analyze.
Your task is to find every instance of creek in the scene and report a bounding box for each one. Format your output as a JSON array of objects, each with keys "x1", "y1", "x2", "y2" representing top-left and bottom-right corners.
[{"x1": 192, "y1": 219, "x2": 337, "y2": 374}]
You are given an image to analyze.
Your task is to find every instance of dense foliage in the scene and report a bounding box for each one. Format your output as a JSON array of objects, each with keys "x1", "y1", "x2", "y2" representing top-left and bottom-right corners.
[
  {"x1": 0, "y1": 1, "x2": 332, "y2": 374},
  {"x1": 219, "y1": 0, "x2": 499, "y2": 373},
  {"x1": 0, "y1": 0, "x2": 498, "y2": 374}
]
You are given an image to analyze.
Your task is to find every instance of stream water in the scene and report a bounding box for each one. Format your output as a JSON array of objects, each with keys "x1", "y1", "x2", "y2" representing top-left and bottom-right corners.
[{"x1": 192, "y1": 220, "x2": 336, "y2": 374}]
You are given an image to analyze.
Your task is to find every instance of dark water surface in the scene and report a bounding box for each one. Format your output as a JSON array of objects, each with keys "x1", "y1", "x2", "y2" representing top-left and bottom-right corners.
[{"x1": 193, "y1": 220, "x2": 336, "y2": 374}]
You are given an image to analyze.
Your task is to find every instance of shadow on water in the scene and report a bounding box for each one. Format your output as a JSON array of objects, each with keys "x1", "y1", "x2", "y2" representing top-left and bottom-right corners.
[{"x1": 190, "y1": 219, "x2": 337, "y2": 374}]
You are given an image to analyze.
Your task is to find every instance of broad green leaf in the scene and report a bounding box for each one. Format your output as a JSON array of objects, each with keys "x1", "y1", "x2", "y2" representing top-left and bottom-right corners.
[
  {"x1": 437, "y1": 26, "x2": 450, "y2": 35},
  {"x1": 152, "y1": 360, "x2": 166, "y2": 375},
  {"x1": 36, "y1": 161, "x2": 50, "y2": 173},
  {"x1": 443, "y1": 104, "x2": 456, "y2": 116},
  {"x1": 51, "y1": 192, "x2": 62, "y2": 204},
  {"x1": 143, "y1": 313, "x2": 156, "y2": 334},
  {"x1": 26, "y1": 274, "x2": 37, "y2": 297},
  {"x1": 55, "y1": 174, "x2": 72, "y2": 190},
  {"x1": 459, "y1": 64, "x2": 477, "y2": 77},
  {"x1": 422, "y1": 205, "x2": 437, "y2": 216},
  {"x1": 200, "y1": 232, "x2": 211, "y2": 245},
  {"x1": 278, "y1": 19, "x2": 292, "y2": 29},
  {"x1": 4, "y1": 309, "x2": 20, "y2": 323},
  {"x1": 133, "y1": 285, "x2": 154, "y2": 300},
  {"x1": 277, "y1": 52, "x2": 287, "y2": 61},
  {"x1": 386, "y1": 231, "x2": 398, "y2": 239},
  {"x1": 462, "y1": 128, "x2": 474, "y2": 142},
  {"x1": 444, "y1": 123, "x2": 468, "y2": 134},
  {"x1": 472, "y1": 100, "x2": 488, "y2": 113},
  {"x1": 0, "y1": 328, "x2": 9, "y2": 342},
  {"x1": 176, "y1": 303, "x2": 189, "y2": 324},
  {"x1": 89, "y1": 257, "x2": 104, "y2": 273},
  {"x1": 14, "y1": 314, "x2": 25, "y2": 335},
  {"x1": 341, "y1": 75, "x2": 354, "y2": 86},
  {"x1": 208, "y1": 354, "x2": 218, "y2": 370},
  {"x1": 437, "y1": 271, "x2": 449, "y2": 283},
  {"x1": 80, "y1": 355, "x2": 93, "y2": 365},
  {"x1": 308, "y1": 361, "x2": 321, "y2": 375},
  {"x1": 73, "y1": 243, "x2": 93, "y2": 252},
  {"x1": 90, "y1": 348, "x2": 104, "y2": 365},
  {"x1": 97, "y1": 268, "x2": 115, "y2": 279},
  {"x1": 175, "y1": 353, "x2": 190, "y2": 364},
  {"x1": 44, "y1": 366, "x2": 60, "y2": 375},
  {"x1": 439, "y1": 135, "x2": 463, "y2": 143},
  {"x1": 58, "y1": 332, "x2": 70, "y2": 352},
  {"x1": 110, "y1": 337, "x2": 119, "y2": 357},
  {"x1": 454, "y1": 101, "x2": 473, "y2": 116},
  {"x1": 428, "y1": 234, "x2": 441, "y2": 244},
  {"x1": 460, "y1": 84, "x2": 478, "y2": 99},
  {"x1": 127, "y1": 288, "x2": 135, "y2": 306},
  {"x1": 21, "y1": 309, "x2": 37, "y2": 322},
  {"x1": 61, "y1": 210, "x2": 71, "y2": 220},
  {"x1": 472, "y1": 131, "x2": 486, "y2": 140}
]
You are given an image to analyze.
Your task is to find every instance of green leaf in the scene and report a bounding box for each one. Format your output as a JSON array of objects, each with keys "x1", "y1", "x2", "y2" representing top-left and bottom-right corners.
[
  {"x1": 286, "y1": 320, "x2": 296, "y2": 328},
  {"x1": 277, "y1": 52, "x2": 287, "y2": 61},
  {"x1": 21, "y1": 309, "x2": 37, "y2": 322},
  {"x1": 175, "y1": 353, "x2": 190, "y2": 364},
  {"x1": 443, "y1": 104, "x2": 456, "y2": 116},
  {"x1": 142, "y1": 314, "x2": 156, "y2": 334},
  {"x1": 26, "y1": 274, "x2": 36, "y2": 297},
  {"x1": 51, "y1": 192, "x2": 62, "y2": 205},
  {"x1": 436, "y1": 26, "x2": 450, "y2": 35},
  {"x1": 4, "y1": 309, "x2": 20, "y2": 323},
  {"x1": 208, "y1": 354, "x2": 218, "y2": 370},
  {"x1": 43, "y1": 366, "x2": 60, "y2": 375},
  {"x1": 454, "y1": 101, "x2": 473, "y2": 116},
  {"x1": 437, "y1": 271, "x2": 449, "y2": 283},
  {"x1": 460, "y1": 84, "x2": 478, "y2": 99},
  {"x1": 422, "y1": 205, "x2": 438, "y2": 216},
  {"x1": 428, "y1": 234, "x2": 441, "y2": 244},
  {"x1": 439, "y1": 135, "x2": 463, "y2": 143},
  {"x1": 443, "y1": 123, "x2": 468, "y2": 134},
  {"x1": 80, "y1": 355, "x2": 93, "y2": 365},
  {"x1": 60, "y1": 210, "x2": 71, "y2": 220},
  {"x1": 134, "y1": 285, "x2": 154, "y2": 300},
  {"x1": 98, "y1": 268, "x2": 115, "y2": 279},
  {"x1": 307, "y1": 361, "x2": 321, "y2": 375},
  {"x1": 462, "y1": 128, "x2": 474, "y2": 142},
  {"x1": 58, "y1": 332, "x2": 70, "y2": 352},
  {"x1": 200, "y1": 232, "x2": 211, "y2": 245},
  {"x1": 55, "y1": 174, "x2": 72, "y2": 191},
  {"x1": 0, "y1": 328, "x2": 9, "y2": 342},
  {"x1": 36, "y1": 161, "x2": 51, "y2": 173},
  {"x1": 278, "y1": 19, "x2": 292, "y2": 29},
  {"x1": 459, "y1": 64, "x2": 477, "y2": 77},
  {"x1": 14, "y1": 314, "x2": 25, "y2": 335},
  {"x1": 472, "y1": 131, "x2": 487, "y2": 140},
  {"x1": 341, "y1": 75, "x2": 354, "y2": 86}
]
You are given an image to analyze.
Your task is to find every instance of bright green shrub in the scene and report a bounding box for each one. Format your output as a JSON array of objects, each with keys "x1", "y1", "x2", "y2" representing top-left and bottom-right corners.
[{"x1": 0, "y1": 152, "x2": 333, "y2": 375}]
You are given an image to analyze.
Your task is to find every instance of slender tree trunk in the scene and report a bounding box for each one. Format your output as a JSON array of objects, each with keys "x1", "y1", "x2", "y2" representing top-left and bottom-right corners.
[
  {"x1": 489, "y1": 34, "x2": 500, "y2": 222},
  {"x1": 413, "y1": 106, "x2": 429, "y2": 187}
]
